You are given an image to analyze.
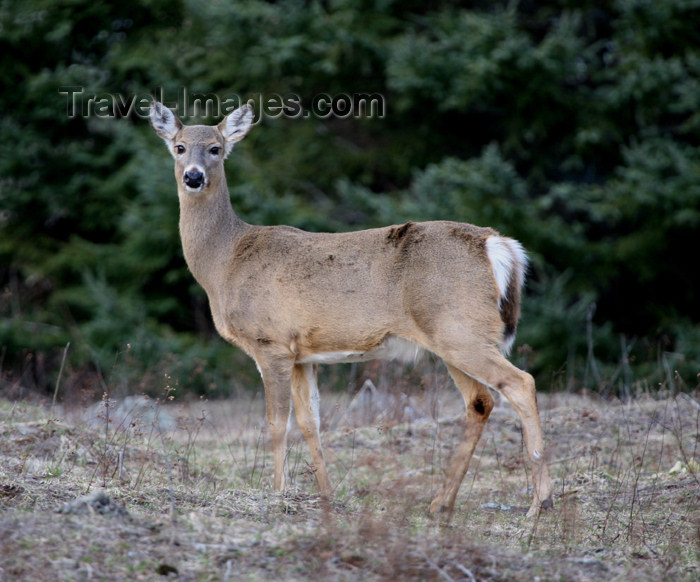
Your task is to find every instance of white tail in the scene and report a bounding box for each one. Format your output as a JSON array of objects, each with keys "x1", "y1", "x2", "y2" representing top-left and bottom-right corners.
[
  {"x1": 484, "y1": 236, "x2": 528, "y2": 355},
  {"x1": 149, "y1": 102, "x2": 553, "y2": 517}
]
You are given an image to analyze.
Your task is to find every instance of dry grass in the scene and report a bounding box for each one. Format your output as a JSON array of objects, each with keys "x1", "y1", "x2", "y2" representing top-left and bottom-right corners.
[{"x1": 0, "y1": 375, "x2": 698, "y2": 581}]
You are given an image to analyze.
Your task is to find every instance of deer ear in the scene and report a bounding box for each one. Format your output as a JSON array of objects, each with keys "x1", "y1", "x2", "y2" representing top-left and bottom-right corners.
[
  {"x1": 149, "y1": 102, "x2": 182, "y2": 143},
  {"x1": 218, "y1": 103, "x2": 254, "y2": 155}
]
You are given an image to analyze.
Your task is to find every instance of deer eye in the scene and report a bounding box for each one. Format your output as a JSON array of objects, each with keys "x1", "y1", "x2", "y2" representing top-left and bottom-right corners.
[
  {"x1": 210, "y1": 146, "x2": 221, "y2": 155},
  {"x1": 175, "y1": 145, "x2": 186, "y2": 155}
]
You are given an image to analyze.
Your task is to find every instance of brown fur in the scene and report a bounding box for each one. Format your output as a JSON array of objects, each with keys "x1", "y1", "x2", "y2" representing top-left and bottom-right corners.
[{"x1": 149, "y1": 103, "x2": 553, "y2": 518}]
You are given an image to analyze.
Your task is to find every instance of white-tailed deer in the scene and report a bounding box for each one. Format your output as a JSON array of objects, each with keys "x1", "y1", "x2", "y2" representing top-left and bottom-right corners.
[{"x1": 149, "y1": 102, "x2": 553, "y2": 517}]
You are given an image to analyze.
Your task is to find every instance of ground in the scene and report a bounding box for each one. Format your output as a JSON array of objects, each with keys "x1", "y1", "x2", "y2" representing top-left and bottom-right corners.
[{"x1": 0, "y1": 376, "x2": 698, "y2": 581}]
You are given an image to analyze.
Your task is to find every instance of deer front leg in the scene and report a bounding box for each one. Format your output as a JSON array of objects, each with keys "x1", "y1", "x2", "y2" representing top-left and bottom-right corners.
[
  {"x1": 430, "y1": 365, "x2": 494, "y2": 517},
  {"x1": 257, "y1": 356, "x2": 293, "y2": 492},
  {"x1": 291, "y1": 363, "x2": 332, "y2": 496}
]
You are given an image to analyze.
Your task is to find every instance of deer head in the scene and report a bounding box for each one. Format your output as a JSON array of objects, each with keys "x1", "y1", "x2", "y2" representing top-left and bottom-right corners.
[{"x1": 149, "y1": 102, "x2": 254, "y2": 195}]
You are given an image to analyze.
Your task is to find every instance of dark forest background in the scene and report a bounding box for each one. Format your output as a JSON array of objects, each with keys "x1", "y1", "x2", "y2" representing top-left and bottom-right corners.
[{"x1": 1, "y1": 0, "x2": 699, "y2": 402}]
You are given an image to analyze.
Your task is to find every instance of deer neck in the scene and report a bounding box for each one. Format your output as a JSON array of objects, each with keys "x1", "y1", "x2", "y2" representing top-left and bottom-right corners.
[{"x1": 177, "y1": 181, "x2": 247, "y2": 292}]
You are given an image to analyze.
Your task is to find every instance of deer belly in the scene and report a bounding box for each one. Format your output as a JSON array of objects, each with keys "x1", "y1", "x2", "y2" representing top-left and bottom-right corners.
[{"x1": 297, "y1": 336, "x2": 425, "y2": 365}]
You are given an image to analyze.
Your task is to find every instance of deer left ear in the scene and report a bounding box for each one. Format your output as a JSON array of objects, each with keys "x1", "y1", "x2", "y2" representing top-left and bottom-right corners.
[{"x1": 218, "y1": 103, "x2": 254, "y2": 156}]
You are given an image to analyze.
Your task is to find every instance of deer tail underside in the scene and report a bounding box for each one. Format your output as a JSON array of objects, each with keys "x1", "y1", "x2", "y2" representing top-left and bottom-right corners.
[{"x1": 484, "y1": 235, "x2": 528, "y2": 356}]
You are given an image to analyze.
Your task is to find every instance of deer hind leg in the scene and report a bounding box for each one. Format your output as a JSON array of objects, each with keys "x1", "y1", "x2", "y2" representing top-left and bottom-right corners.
[
  {"x1": 445, "y1": 350, "x2": 553, "y2": 516},
  {"x1": 494, "y1": 365, "x2": 553, "y2": 516},
  {"x1": 256, "y1": 356, "x2": 293, "y2": 492},
  {"x1": 291, "y1": 363, "x2": 332, "y2": 496},
  {"x1": 429, "y1": 364, "x2": 494, "y2": 516}
]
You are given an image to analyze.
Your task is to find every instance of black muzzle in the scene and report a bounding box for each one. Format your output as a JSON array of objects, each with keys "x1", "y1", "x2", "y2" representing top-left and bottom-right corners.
[{"x1": 184, "y1": 170, "x2": 204, "y2": 189}]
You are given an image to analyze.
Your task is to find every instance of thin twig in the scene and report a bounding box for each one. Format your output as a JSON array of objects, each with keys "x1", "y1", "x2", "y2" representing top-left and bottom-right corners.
[
  {"x1": 420, "y1": 551, "x2": 455, "y2": 582},
  {"x1": 586, "y1": 303, "x2": 601, "y2": 388},
  {"x1": 678, "y1": 393, "x2": 700, "y2": 412},
  {"x1": 118, "y1": 450, "x2": 125, "y2": 481},
  {"x1": 223, "y1": 559, "x2": 233, "y2": 581},
  {"x1": 103, "y1": 392, "x2": 110, "y2": 488},
  {"x1": 155, "y1": 406, "x2": 178, "y2": 529},
  {"x1": 50, "y1": 342, "x2": 70, "y2": 417},
  {"x1": 448, "y1": 561, "x2": 477, "y2": 582},
  {"x1": 165, "y1": 451, "x2": 177, "y2": 525}
]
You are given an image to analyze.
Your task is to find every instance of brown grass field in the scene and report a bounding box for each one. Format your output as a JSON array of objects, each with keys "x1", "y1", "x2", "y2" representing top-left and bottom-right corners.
[{"x1": 0, "y1": 361, "x2": 698, "y2": 581}]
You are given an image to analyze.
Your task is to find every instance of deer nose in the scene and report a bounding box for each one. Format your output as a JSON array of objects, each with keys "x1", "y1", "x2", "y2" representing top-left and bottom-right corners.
[{"x1": 184, "y1": 169, "x2": 204, "y2": 188}]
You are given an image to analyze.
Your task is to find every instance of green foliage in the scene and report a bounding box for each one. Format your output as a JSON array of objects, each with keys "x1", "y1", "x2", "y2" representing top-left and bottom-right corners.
[
  {"x1": 1, "y1": 0, "x2": 698, "y2": 398},
  {"x1": 405, "y1": 146, "x2": 531, "y2": 229}
]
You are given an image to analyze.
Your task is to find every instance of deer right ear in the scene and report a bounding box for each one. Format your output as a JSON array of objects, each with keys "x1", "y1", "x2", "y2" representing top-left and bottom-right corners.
[{"x1": 149, "y1": 102, "x2": 182, "y2": 144}]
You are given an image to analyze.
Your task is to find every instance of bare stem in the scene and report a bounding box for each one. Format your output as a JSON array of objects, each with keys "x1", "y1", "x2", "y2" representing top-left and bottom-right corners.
[{"x1": 50, "y1": 342, "x2": 70, "y2": 417}]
